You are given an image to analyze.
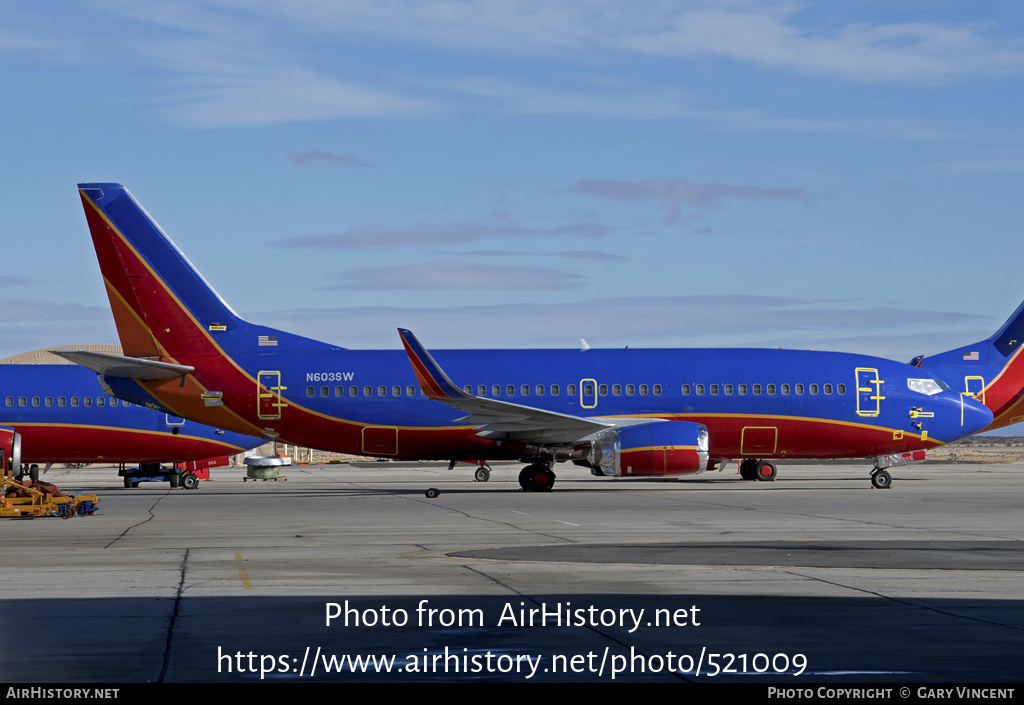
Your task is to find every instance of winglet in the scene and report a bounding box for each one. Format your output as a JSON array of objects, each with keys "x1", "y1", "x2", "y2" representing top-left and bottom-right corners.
[{"x1": 397, "y1": 329, "x2": 469, "y2": 400}]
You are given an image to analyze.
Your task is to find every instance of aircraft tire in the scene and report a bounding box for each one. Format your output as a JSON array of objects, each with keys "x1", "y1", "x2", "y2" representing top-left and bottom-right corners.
[
  {"x1": 519, "y1": 464, "x2": 554, "y2": 492},
  {"x1": 739, "y1": 459, "x2": 759, "y2": 481},
  {"x1": 182, "y1": 473, "x2": 199, "y2": 490},
  {"x1": 755, "y1": 460, "x2": 777, "y2": 481},
  {"x1": 871, "y1": 470, "x2": 892, "y2": 490},
  {"x1": 474, "y1": 466, "x2": 491, "y2": 482},
  {"x1": 425, "y1": 488, "x2": 440, "y2": 498}
]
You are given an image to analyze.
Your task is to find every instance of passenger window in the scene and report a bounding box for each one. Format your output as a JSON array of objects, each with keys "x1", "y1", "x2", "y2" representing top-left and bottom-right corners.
[
  {"x1": 724, "y1": 384, "x2": 733, "y2": 395},
  {"x1": 96, "y1": 397, "x2": 104, "y2": 407},
  {"x1": 464, "y1": 385, "x2": 472, "y2": 394},
  {"x1": 626, "y1": 384, "x2": 635, "y2": 396},
  {"x1": 18, "y1": 397, "x2": 26, "y2": 407},
  {"x1": 739, "y1": 384, "x2": 748, "y2": 395},
  {"x1": 753, "y1": 384, "x2": 762, "y2": 395},
  {"x1": 4, "y1": 397, "x2": 11, "y2": 407},
  {"x1": 84, "y1": 397, "x2": 92, "y2": 407},
  {"x1": 377, "y1": 386, "x2": 386, "y2": 397},
  {"x1": 350, "y1": 386, "x2": 358, "y2": 397},
  {"x1": 682, "y1": 384, "x2": 691, "y2": 395},
  {"x1": 335, "y1": 386, "x2": 343, "y2": 397},
  {"x1": 796, "y1": 384, "x2": 804, "y2": 395},
  {"x1": 521, "y1": 384, "x2": 530, "y2": 396},
  {"x1": 568, "y1": 384, "x2": 577, "y2": 396},
  {"x1": 767, "y1": 384, "x2": 776, "y2": 395},
  {"x1": 32, "y1": 397, "x2": 40, "y2": 407},
  {"x1": 781, "y1": 384, "x2": 790, "y2": 395},
  {"x1": 392, "y1": 385, "x2": 401, "y2": 397},
  {"x1": 599, "y1": 384, "x2": 608, "y2": 396},
  {"x1": 583, "y1": 383, "x2": 594, "y2": 396},
  {"x1": 550, "y1": 384, "x2": 560, "y2": 396},
  {"x1": 654, "y1": 384, "x2": 662, "y2": 396},
  {"x1": 58, "y1": 397, "x2": 66, "y2": 407},
  {"x1": 70, "y1": 397, "x2": 79, "y2": 407},
  {"x1": 321, "y1": 386, "x2": 329, "y2": 397},
  {"x1": 306, "y1": 386, "x2": 314, "y2": 397},
  {"x1": 506, "y1": 384, "x2": 515, "y2": 396},
  {"x1": 363, "y1": 386, "x2": 372, "y2": 397},
  {"x1": 613, "y1": 384, "x2": 622, "y2": 396},
  {"x1": 478, "y1": 385, "x2": 486, "y2": 396},
  {"x1": 838, "y1": 384, "x2": 846, "y2": 394},
  {"x1": 640, "y1": 384, "x2": 648, "y2": 396},
  {"x1": 710, "y1": 384, "x2": 719, "y2": 395},
  {"x1": 45, "y1": 397, "x2": 54, "y2": 407},
  {"x1": 810, "y1": 384, "x2": 819, "y2": 395},
  {"x1": 492, "y1": 385, "x2": 501, "y2": 396},
  {"x1": 696, "y1": 384, "x2": 705, "y2": 395},
  {"x1": 407, "y1": 386, "x2": 416, "y2": 397},
  {"x1": 536, "y1": 384, "x2": 545, "y2": 396},
  {"x1": 824, "y1": 384, "x2": 833, "y2": 395},
  {"x1": 110, "y1": 398, "x2": 117, "y2": 407}
]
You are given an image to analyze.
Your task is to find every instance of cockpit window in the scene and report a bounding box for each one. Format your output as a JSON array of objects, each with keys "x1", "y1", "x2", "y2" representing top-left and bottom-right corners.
[{"x1": 908, "y1": 378, "x2": 943, "y2": 396}]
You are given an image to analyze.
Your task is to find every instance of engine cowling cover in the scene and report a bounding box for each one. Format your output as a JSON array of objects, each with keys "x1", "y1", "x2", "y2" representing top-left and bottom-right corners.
[{"x1": 578, "y1": 421, "x2": 709, "y2": 477}]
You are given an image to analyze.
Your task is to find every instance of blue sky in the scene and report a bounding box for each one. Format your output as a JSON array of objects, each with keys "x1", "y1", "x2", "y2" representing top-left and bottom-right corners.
[{"x1": 2, "y1": 1, "x2": 1023, "y2": 378}]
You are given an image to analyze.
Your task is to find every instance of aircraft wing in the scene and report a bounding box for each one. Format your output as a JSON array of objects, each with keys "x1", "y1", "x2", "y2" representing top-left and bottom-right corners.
[
  {"x1": 398, "y1": 329, "x2": 611, "y2": 444},
  {"x1": 51, "y1": 350, "x2": 195, "y2": 380}
]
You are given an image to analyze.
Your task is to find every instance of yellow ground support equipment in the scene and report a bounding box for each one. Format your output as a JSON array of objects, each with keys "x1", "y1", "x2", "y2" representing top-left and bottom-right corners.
[{"x1": 0, "y1": 426, "x2": 100, "y2": 518}]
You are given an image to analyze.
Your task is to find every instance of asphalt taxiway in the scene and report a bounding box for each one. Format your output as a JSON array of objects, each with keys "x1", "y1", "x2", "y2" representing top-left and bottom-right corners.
[{"x1": 1, "y1": 461, "x2": 1022, "y2": 683}]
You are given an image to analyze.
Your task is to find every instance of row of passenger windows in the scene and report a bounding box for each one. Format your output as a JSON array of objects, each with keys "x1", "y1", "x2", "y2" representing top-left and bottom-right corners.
[
  {"x1": 306, "y1": 381, "x2": 847, "y2": 399},
  {"x1": 681, "y1": 383, "x2": 847, "y2": 396},
  {"x1": 4, "y1": 396, "x2": 134, "y2": 408},
  {"x1": 305, "y1": 383, "x2": 666, "y2": 398}
]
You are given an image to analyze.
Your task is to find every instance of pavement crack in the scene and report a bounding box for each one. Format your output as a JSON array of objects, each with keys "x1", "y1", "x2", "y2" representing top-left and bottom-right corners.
[
  {"x1": 104, "y1": 493, "x2": 169, "y2": 549},
  {"x1": 784, "y1": 568, "x2": 1024, "y2": 634},
  {"x1": 158, "y1": 547, "x2": 190, "y2": 683}
]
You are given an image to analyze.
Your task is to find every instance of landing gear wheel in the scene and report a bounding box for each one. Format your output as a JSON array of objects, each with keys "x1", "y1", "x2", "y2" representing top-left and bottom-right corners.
[
  {"x1": 181, "y1": 473, "x2": 199, "y2": 490},
  {"x1": 474, "y1": 466, "x2": 491, "y2": 483},
  {"x1": 519, "y1": 464, "x2": 555, "y2": 492},
  {"x1": 871, "y1": 469, "x2": 892, "y2": 490},
  {"x1": 755, "y1": 460, "x2": 777, "y2": 481},
  {"x1": 425, "y1": 487, "x2": 440, "y2": 499},
  {"x1": 739, "y1": 459, "x2": 759, "y2": 481}
]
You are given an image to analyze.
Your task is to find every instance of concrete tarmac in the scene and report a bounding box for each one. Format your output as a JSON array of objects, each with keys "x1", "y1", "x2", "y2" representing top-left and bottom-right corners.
[{"x1": 1, "y1": 460, "x2": 1022, "y2": 683}]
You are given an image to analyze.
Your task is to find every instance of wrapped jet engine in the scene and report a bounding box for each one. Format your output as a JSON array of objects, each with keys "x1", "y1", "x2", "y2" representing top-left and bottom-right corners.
[{"x1": 572, "y1": 420, "x2": 709, "y2": 477}]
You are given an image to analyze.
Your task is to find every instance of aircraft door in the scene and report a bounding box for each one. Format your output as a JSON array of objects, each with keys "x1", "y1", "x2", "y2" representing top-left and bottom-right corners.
[
  {"x1": 855, "y1": 368, "x2": 885, "y2": 418},
  {"x1": 964, "y1": 375, "x2": 986, "y2": 404},
  {"x1": 257, "y1": 371, "x2": 287, "y2": 420}
]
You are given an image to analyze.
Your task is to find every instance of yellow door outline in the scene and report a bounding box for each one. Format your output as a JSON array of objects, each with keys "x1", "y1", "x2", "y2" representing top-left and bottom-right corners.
[
  {"x1": 362, "y1": 426, "x2": 398, "y2": 456},
  {"x1": 257, "y1": 371, "x2": 288, "y2": 420},
  {"x1": 741, "y1": 426, "x2": 778, "y2": 455},
  {"x1": 964, "y1": 375, "x2": 986, "y2": 405},
  {"x1": 855, "y1": 367, "x2": 885, "y2": 417},
  {"x1": 580, "y1": 378, "x2": 598, "y2": 409}
]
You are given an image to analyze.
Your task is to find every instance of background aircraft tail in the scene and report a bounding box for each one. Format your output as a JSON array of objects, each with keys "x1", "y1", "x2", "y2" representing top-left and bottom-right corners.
[
  {"x1": 78, "y1": 183, "x2": 335, "y2": 362},
  {"x1": 919, "y1": 299, "x2": 1024, "y2": 430}
]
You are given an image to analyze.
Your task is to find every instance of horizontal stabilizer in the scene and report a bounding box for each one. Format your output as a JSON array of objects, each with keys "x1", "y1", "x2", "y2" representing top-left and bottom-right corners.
[{"x1": 51, "y1": 350, "x2": 194, "y2": 380}]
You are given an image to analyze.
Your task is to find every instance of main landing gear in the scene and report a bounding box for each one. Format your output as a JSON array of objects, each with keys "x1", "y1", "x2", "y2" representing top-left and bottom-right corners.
[
  {"x1": 739, "y1": 459, "x2": 777, "y2": 482},
  {"x1": 519, "y1": 463, "x2": 555, "y2": 492}
]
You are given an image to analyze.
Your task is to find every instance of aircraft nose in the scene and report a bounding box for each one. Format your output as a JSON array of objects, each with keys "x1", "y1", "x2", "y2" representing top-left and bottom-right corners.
[{"x1": 960, "y1": 395, "x2": 994, "y2": 436}]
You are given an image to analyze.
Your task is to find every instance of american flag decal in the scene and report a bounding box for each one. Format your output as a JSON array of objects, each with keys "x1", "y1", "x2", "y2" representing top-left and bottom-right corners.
[
  {"x1": 258, "y1": 335, "x2": 278, "y2": 347},
  {"x1": 963, "y1": 351, "x2": 979, "y2": 361}
]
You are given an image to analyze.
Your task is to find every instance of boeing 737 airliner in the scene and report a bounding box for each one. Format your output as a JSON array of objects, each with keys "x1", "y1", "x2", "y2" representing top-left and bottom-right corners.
[
  {"x1": 63, "y1": 183, "x2": 997, "y2": 491},
  {"x1": 1, "y1": 363, "x2": 262, "y2": 480}
]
